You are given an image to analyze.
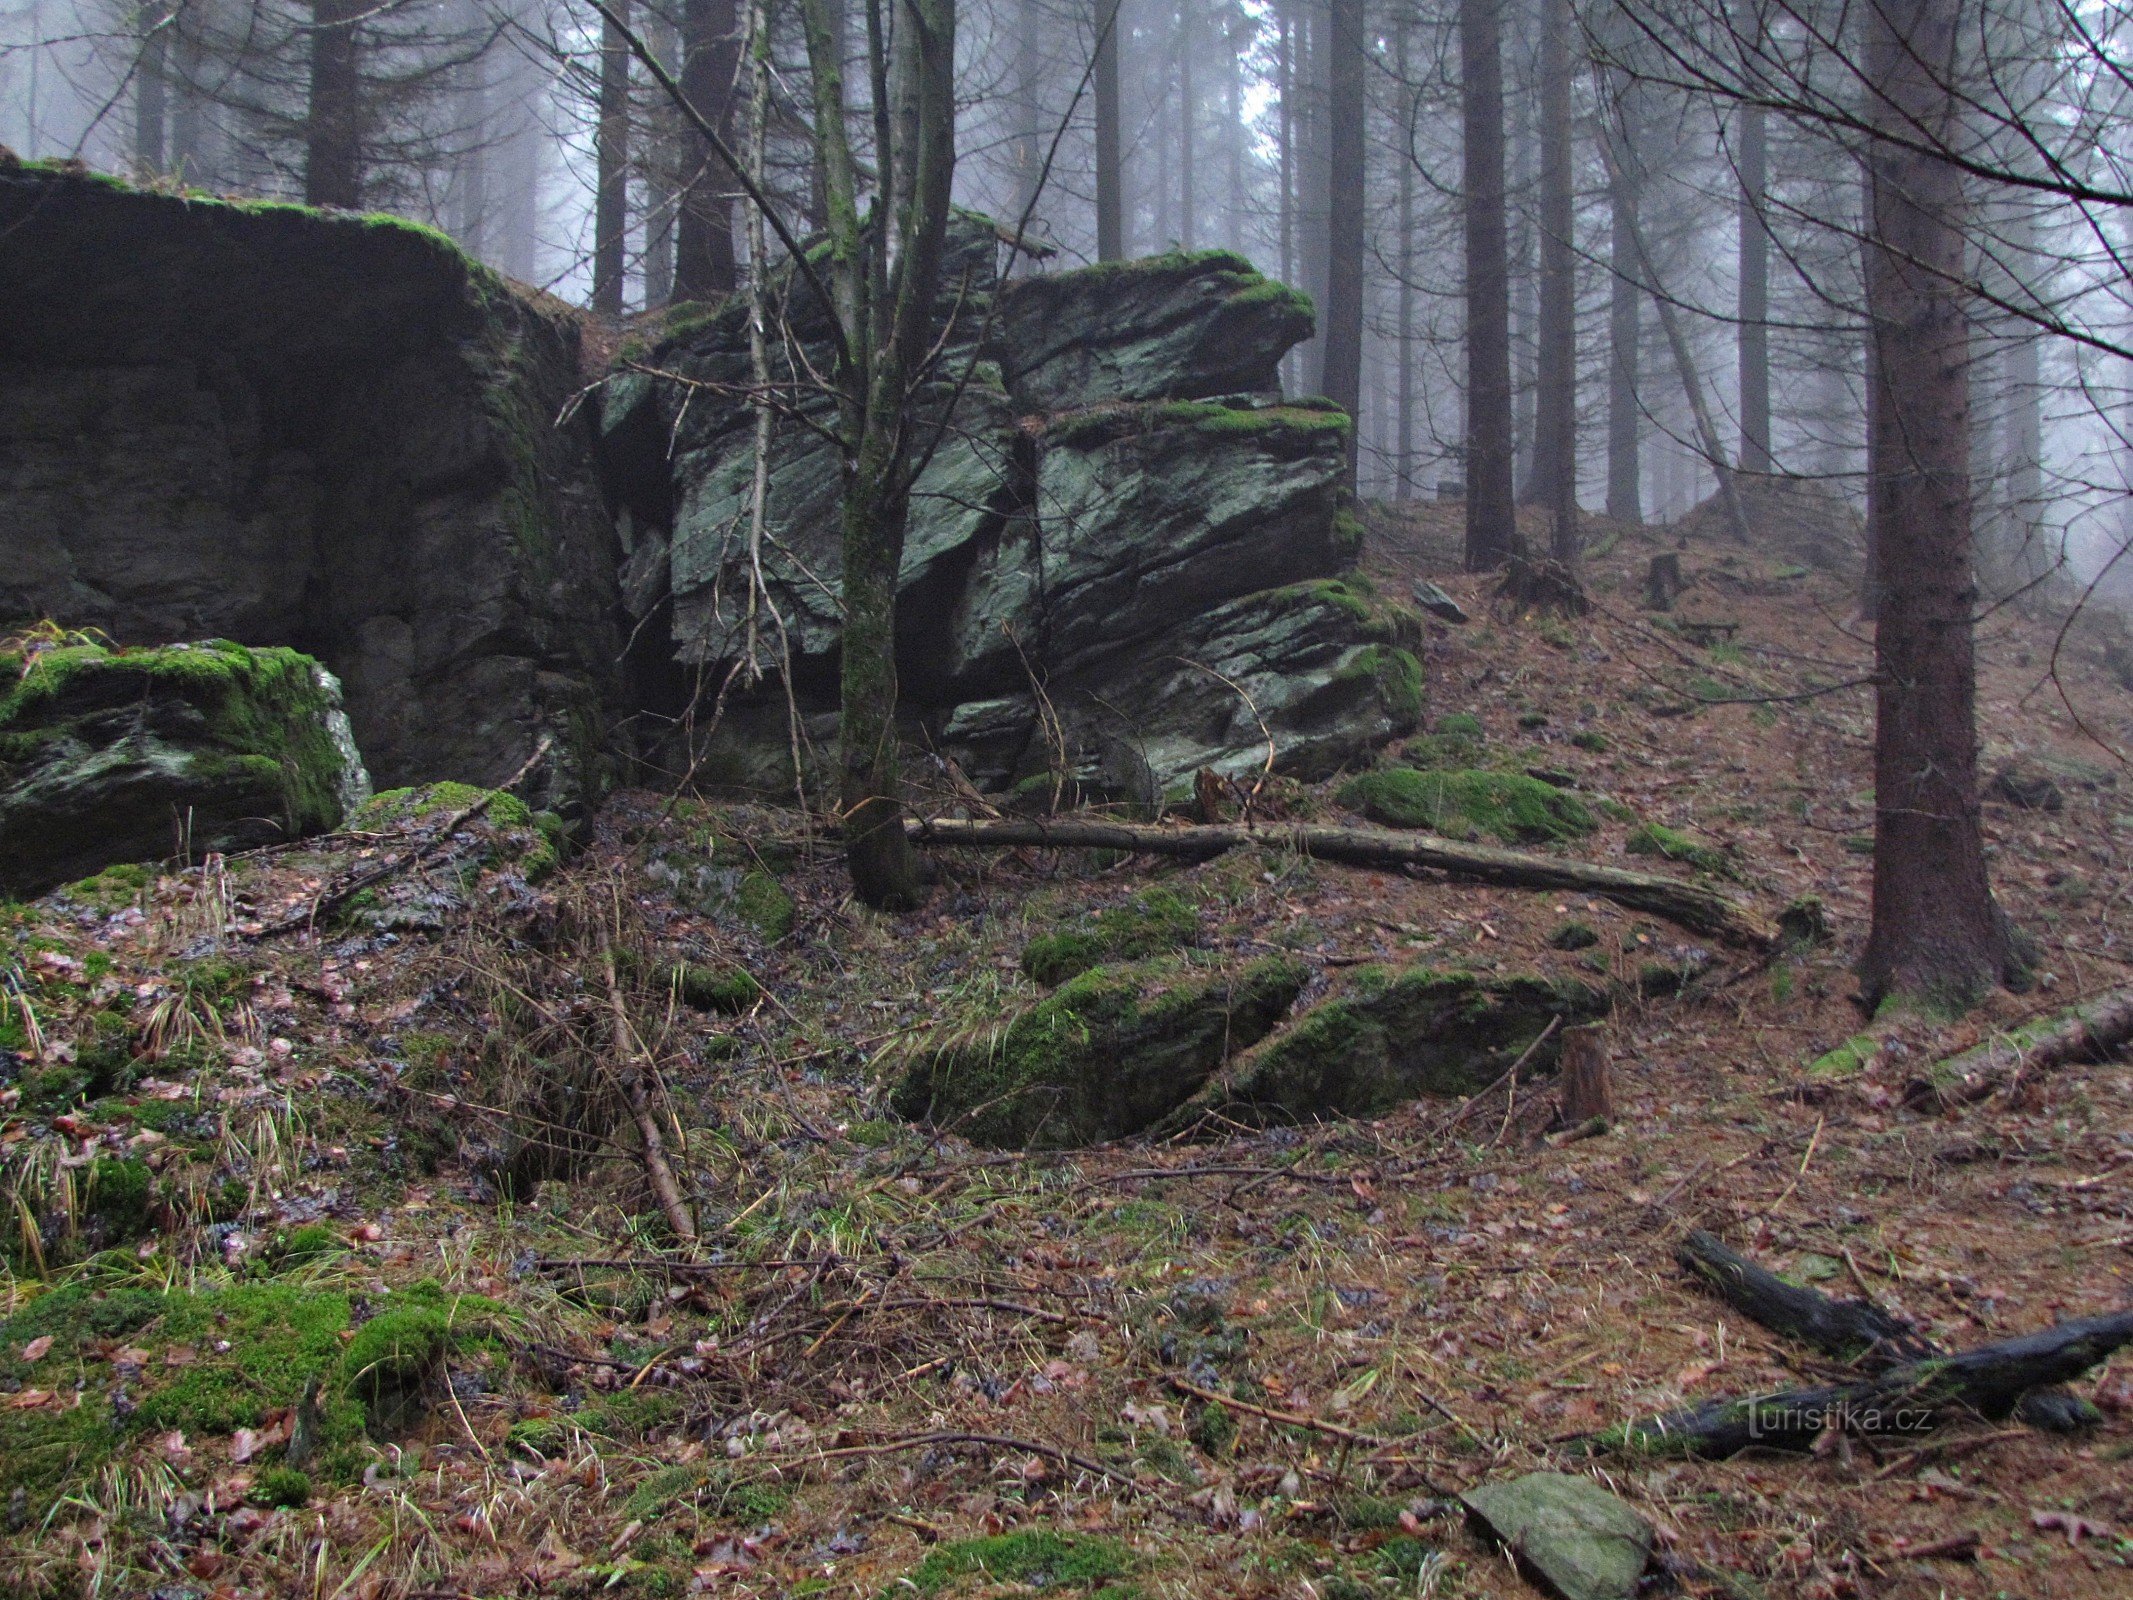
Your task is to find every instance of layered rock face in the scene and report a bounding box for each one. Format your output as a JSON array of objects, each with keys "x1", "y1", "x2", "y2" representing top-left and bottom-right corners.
[
  {"x1": 0, "y1": 167, "x2": 624, "y2": 813},
  {"x1": 598, "y1": 227, "x2": 1423, "y2": 801}
]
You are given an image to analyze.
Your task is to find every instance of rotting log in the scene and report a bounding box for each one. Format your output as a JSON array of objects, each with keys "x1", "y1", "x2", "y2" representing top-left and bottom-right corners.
[
  {"x1": 906, "y1": 816, "x2": 1778, "y2": 949},
  {"x1": 1902, "y1": 983, "x2": 2133, "y2": 1111},
  {"x1": 1607, "y1": 1308, "x2": 2133, "y2": 1458},
  {"x1": 1678, "y1": 1229, "x2": 1936, "y2": 1365}
]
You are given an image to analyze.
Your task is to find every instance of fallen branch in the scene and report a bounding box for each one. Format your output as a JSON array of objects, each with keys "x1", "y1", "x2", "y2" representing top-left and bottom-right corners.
[
  {"x1": 248, "y1": 735, "x2": 554, "y2": 940},
  {"x1": 600, "y1": 950, "x2": 699, "y2": 1244},
  {"x1": 906, "y1": 817, "x2": 1777, "y2": 948},
  {"x1": 1608, "y1": 1308, "x2": 2133, "y2": 1458},
  {"x1": 1677, "y1": 1229, "x2": 2096, "y2": 1434},
  {"x1": 1167, "y1": 1377, "x2": 1388, "y2": 1448},
  {"x1": 781, "y1": 1429, "x2": 1136, "y2": 1488},
  {"x1": 1902, "y1": 983, "x2": 2133, "y2": 1111},
  {"x1": 1678, "y1": 1230, "x2": 1937, "y2": 1365}
]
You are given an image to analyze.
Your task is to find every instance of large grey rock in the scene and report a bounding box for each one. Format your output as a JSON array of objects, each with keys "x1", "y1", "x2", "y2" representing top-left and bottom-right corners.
[
  {"x1": 0, "y1": 638, "x2": 370, "y2": 896},
  {"x1": 601, "y1": 227, "x2": 1422, "y2": 801},
  {"x1": 990, "y1": 249, "x2": 1315, "y2": 412},
  {"x1": 0, "y1": 167, "x2": 624, "y2": 815},
  {"x1": 1460, "y1": 1473, "x2": 1653, "y2": 1600}
]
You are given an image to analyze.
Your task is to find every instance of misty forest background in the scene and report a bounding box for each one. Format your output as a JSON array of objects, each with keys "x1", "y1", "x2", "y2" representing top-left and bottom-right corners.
[{"x1": 8, "y1": 0, "x2": 2133, "y2": 589}]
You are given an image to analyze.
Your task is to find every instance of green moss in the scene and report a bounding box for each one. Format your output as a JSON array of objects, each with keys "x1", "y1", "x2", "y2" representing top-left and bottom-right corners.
[
  {"x1": 270, "y1": 1222, "x2": 344, "y2": 1268},
  {"x1": 64, "y1": 861, "x2": 156, "y2": 910},
  {"x1": 893, "y1": 953, "x2": 1308, "y2": 1148},
  {"x1": 1339, "y1": 767, "x2": 1594, "y2": 844},
  {"x1": 732, "y1": 866, "x2": 797, "y2": 940},
  {"x1": 1022, "y1": 887, "x2": 1199, "y2": 985},
  {"x1": 76, "y1": 1009, "x2": 138, "y2": 1095},
  {"x1": 1341, "y1": 644, "x2": 1424, "y2": 721},
  {"x1": 659, "y1": 961, "x2": 763, "y2": 1012},
  {"x1": 1807, "y1": 1033, "x2": 1881, "y2": 1079},
  {"x1": 1571, "y1": 728, "x2": 1611, "y2": 752},
  {"x1": 1626, "y1": 822, "x2": 1729, "y2": 875},
  {"x1": 901, "y1": 1531, "x2": 1135, "y2": 1596},
  {"x1": 254, "y1": 1466, "x2": 313, "y2": 1508},
  {"x1": 355, "y1": 781, "x2": 532, "y2": 831},
  {"x1": 1550, "y1": 920, "x2": 1600, "y2": 951}
]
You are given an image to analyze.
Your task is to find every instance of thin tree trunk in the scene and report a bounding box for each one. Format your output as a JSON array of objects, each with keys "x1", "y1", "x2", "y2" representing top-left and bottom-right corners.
[
  {"x1": 1737, "y1": 102, "x2": 1772, "y2": 472},
  {"x1": 675, "y1": 0, "x2": 739, "y2": 300},
  {"x1": 639, "y1": 6, "x2": 682, "y2": 304},
  {"x1": 1533, "y1": 0, "x2": 1577, "y2": 564},
  {"x1": 1278, "y1": 2, "x2": 1295, "y2": 386},
  {"x1": 1224, "y1": 17, "x2": 1243, "y2": 250},
  {"x1": 1857, "y1": 0, "x2": 2017, "y2": 1008},
  {"x1": 1604, "y1": 84, "x2": 1642, "y2": 522},
  {"x1": 305, "y1": 0, "x2": 363, "y2": 208},
  {"x1": 1014, "y1": 0, "x2": 1043, "y2": 226},
  {"x1": 594, "y1": 0, "x2": 634, "y2": 316},
  {"x1": 1319, "y1": 0, "x2": 1365, "y2": 490},
  {"x1": 1396, "y1": 15, "x2": 1415, "y2": 502},
  {"x1": 1179, "y1": 11, "x2": 1195, "y2": 250},
  {"x1": 1094, "y1": 0, "x2": 1123, "y2": 259},
  {"x1": 135, "y1": 1, "x2": 168, "y2": 174},
  {"x1": 1462, "y1": 0, "x2": 1517, "y2": 568}
]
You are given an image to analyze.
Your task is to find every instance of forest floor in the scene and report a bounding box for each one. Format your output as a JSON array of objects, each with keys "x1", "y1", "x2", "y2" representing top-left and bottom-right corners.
[{"x1": 3, "y1": 497, "x2": 2132, "y2": 1600}]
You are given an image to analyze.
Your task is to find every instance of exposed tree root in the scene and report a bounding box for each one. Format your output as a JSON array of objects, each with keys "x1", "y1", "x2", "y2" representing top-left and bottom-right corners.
[{"x1": 906, "y1": 815, "x2": 1778, "y2": 949}]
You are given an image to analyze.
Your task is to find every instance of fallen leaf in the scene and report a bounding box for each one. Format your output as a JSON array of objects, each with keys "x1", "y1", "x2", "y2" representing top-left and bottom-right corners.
[
  {"x1": 21, "y1": 1335, "x2": 53, "y2": 1362},
  {"x1": 2031, "y1": 1509, "x2": 2112, "y2": 1545},
  {"x1": 5, "y1": 1389, "x2": 52, "y2": 1409}
]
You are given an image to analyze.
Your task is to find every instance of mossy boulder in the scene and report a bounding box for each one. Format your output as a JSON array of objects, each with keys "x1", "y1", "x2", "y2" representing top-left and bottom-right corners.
[
  {"x1": 991, "y1": 247, "x2": 1314, "y2": 411},
  {"x1": 351, "y1": 781, "x2": 563, "y2": 881},
  {"x1": 644, "y1": 829, "x2": 797, "y2": 941},
  {"x1": 1339, "y1": 767, "x2": 1594, "y2": 845},
  {"x1": 0, "y1": 639, "x2": 370, "y2": 896},
  {"x1": 892, "y1": 953, "x2": 1309, "y2": 1147},
  {"x1": 1022, "y1": 887, "x2": 1199, "y2": 985},
  {"x1": 1403, "y1": 712, "x2": 1486, "y2": 770},
  {"x1": 1163, "y1": 963, "x2": 1611, "y2": 1129}
]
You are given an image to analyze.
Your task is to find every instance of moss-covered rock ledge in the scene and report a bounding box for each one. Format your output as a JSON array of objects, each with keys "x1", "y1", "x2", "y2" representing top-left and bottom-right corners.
[
  {"x1": 891, "y1": 953, "x2": 1309, "y2": 1148},
  {"x1": 0, "y1": 638, "x2": 370, "y2": 895}
]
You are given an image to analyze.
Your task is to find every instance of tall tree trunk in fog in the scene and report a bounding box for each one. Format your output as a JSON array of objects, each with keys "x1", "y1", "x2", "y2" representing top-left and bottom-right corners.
[
  {"x1": 1179, "y1": 14, "x2": 1195, "y2": 249},
  {"x1": 1319, "y1": 0, "x2": 1364, "y2": 489},
  {"x1": 1297, "y1": 0, "x2": 1330, "y2": 385},
  {"x1": 135, "y1": 2, "x2": 169, "y2": 173},
  {"x1": 1278, "y1": 4, "x2": 1296, "y2": 388},
  {"x1": 1224, "y1": 17, "x2": 1243, "y2": 250},
  {"x1": 675, "y1": 0, "x2": 739, "y2": 299},
  {"x1": 1014, "y1": 0, "x2": 1044, "y2": 224},
  {"x1": 1533, "y1": 0, "x2": 1577, "y2": 563},
  {"x1": 1858, "y1": 0, "x2": 2018, "y2": 1008},
  {"x1": 1395, "y1": 12, "x2": 1415, "y2": 500},
  {"x1": 594, "y1": 0, "x2": 634, "y2": 314},
  {"x1": 1462, "y1": 0, "x2": 1516, "y2": 567},
  {"x1": 1603, "y1": 72, "x2": 1642, "y2": 523},
  {"x1": 641, "y1": 7, "x2": 683, "y2": 304},
  {"x1": 1737, "y1": 101, "x2": 1772, "y2": 472},
  {"x1": 1510, "y1": 8, "x2": 1537, "y2": 499},
  {"x1": 793, "y1": 0, "x2": 959, "y2": 909},
  {"x1": 1094, "y1": 0, "x2": 1123, "y2": 259},
  {"x1": 306, "y1": 0, "x2": 363, "y2": 207}
]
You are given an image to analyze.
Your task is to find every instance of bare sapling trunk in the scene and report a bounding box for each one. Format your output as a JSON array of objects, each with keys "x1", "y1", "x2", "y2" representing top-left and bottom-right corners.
[{"x1": 1857, "y1": 0, "x2": 2021, "y2": 1008}]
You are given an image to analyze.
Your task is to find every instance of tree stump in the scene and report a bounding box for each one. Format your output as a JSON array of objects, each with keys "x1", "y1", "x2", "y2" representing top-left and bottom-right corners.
[
  {"x1": 1557, "y1": 1024, "x2": 1612, "y2": 1125},
  {"x1": 1645, "y1": 552, "x2": 1687, "y2": 611}
]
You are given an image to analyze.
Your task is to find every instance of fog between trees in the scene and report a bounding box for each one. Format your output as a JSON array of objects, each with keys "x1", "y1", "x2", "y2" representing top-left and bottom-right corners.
[{"x1": 7, "y1": 0, "x2": 2133, "y2": 595}]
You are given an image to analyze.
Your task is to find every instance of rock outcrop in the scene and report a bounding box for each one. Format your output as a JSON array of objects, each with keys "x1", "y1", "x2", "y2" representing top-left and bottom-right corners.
[
  {"x1": 0, "y1": 166, "x2": 625, "y2": 814},
  {"x1": 0, "y1": 638, "x2": 370, "y2": 895},
  {"x1": 597, "y1": 227, "x2": 1424, "y2": 801}
]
